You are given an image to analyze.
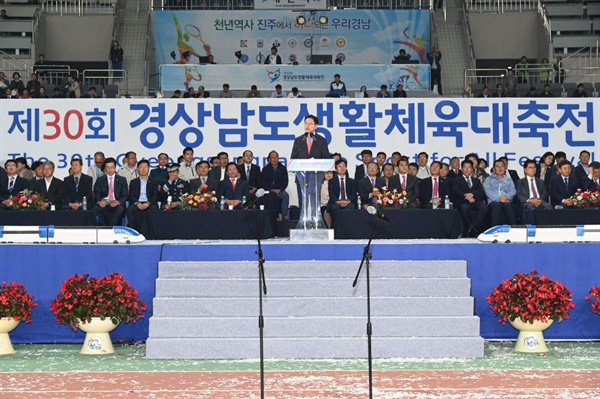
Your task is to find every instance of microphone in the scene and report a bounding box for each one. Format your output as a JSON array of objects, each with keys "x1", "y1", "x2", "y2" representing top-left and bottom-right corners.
[
  {"x1": 243, "y1": 188, "x2": 267, "y2": 208},
  {"x1": 367, "y1": 206, "x2": 392, "y2": 224}
]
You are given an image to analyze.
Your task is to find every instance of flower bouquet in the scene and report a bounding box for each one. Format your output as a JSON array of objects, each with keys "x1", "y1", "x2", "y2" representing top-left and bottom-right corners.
[
  {"x1": 180, "y1": 190, "x2": 219, "y2": 210},
  {"x1": 50, "y1": 272, "x2": 147, "y2": 331},
  {"x1": 372, "y1": 187, "x2": 409, "y2": 209},
  {"x1": 0, "y1": 282, "x2": 38, "y2": 323},
  {"x1": 10, "y1": 189, "x2": 45, "y2": 210},
  {"x1": 586, "y1": 285, "x2": 600, "y2": 315},
  {"x1": 487, "y1": 270, "x2": 575, "y2": 324},
  {"x1": 570, "y1": 189, "x2": 600, "y2": 208}
]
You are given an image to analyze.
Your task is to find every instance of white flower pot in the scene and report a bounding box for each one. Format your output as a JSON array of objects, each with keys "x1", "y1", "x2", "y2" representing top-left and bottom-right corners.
[
  {"x1": 0, "y1": 317, "x2": 20, "y2": 355},
  {"x1": 509, "y1": 318, "x2": 554, "y2": 353},
  {"x1": 77, "y1": 317, "x2": 119, "y2": 355}
]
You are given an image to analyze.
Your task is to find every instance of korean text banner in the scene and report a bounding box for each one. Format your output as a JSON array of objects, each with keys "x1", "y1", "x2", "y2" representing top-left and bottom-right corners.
[
  {"x1": 154, "y1": 10, "x2": 430, "y2": 66},
  {"x1": 254, "y1": 0, "x2": 328, "y2": 10},
  {"x1": 160, "y1": 64, "x2": 431, "y2": 92},
  {"x1": 1, "y1": 98, "x2": 597, "y2": 179}
]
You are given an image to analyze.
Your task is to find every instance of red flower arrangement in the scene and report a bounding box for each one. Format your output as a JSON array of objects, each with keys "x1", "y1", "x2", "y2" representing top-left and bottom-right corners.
[
  {"x1": 180, "y1": 190, "x2": 218, "y2": 210},
  {"x1": 9, "y1": 189, "x2": 46, "y2": 210},
  {"x1": 372, "y1": 187, "x2": 409, "y2": 209},
  {"x1": 50, "y1": 273, "x2": 147, "y2": 331},
  {"x1": 0, "y1": 282, "x2": 38, "y2": 323},
  {"x1": 586, "y1": 285, "x2": 600, "y2": 315},
  {"x1": 486, "y1": 270, "x2": 575, "y2": 324},
  {"x1": 570, "y1": 189, "x2": 600, "y2": 208}
]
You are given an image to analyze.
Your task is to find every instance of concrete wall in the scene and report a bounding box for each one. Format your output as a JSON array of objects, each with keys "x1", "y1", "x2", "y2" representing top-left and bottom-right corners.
[
  {"x1": 470, "y1": 12, "x2": 550, "y2": 61},
  {"x1": 36, "y1": 15, "x2": 114, "y2": 62}
]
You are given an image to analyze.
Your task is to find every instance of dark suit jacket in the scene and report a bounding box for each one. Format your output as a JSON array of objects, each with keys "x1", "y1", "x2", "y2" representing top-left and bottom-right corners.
[
  {"x1": 574, "y1": 165, "x2": 590, "y2": 180},
  {"x1": 354, "y1": 164, "x2": 369, "y2": 182},
  {"x1": 516, "y1": 177, "x2": 549, "y2": 204},
  {"x1": 419, "y1": 176, "x2": 449, "y2": 208},
  {"x1": 261, "y1": 163, "x2": 289, "y2": 191},
  {"x1": 451, "y1": 175, "x2": 487, "y2": 207},
  {"x1": 62, "y1": 173, "x2": 93, "y2": 207},
  {"x1": 94, "y1": 174, "x2": 128, "y2": 204},
  {"x1": 189, "y1": 176, "x2": 219, "y2": 193},
  {"x1": 447, "y1": 169, "x2": 463, "y2": 179},
  {"x1": 217, "y1": 178, "x2": 250, "y2": 202},
  {"x1": 128, "y1": 177, "x2": 158, "y2": 206},
  {"x1": 535, "y1": 163, "x2": 555, "y2": 192},
  {"x1": 209, "y1": 166, "x2": 227, "y2": 182},
  {"x1": 358, "y1": 176, "x2": 378, "y2": 205},
  {"x1": 0, "y1": 167, "x2": 6, "y2": 182},
  {"x1": 290, "y1": 133, "x2": 330, "y2": 159},
  {"x1": 33, "y1": 177, "x2": 64, "y2": 205},
  {"x1": 549, "y1": 174, "x2": 580, "y2": 206},
  {"x1": 237, "y1": 164, "x2": 262, "y2": 190},
  {"x1": 0, "y1": 176, "x2": 29, "y2": 201},
  {"x1": 583, "y1": 176, "x2": 600, "y2": 192},
  {"x1": 375, "y1": 176, "x2": 401, "y2": 191},
  {"x1": 390, "y1": 174, "x2": 419, "y2": 205},
  {"x1": 327, "y1": 175, "x2": 357, "y2": 210},
  {"x1": 508, "y1": 169, "x2": 520, "y2": 185}
]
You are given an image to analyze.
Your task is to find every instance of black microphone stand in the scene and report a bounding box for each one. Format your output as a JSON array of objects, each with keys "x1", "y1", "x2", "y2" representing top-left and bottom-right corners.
[
  {"x1": 252, "y1": 209, "x2": 268, "y2": 399},
  {"x1": 352, "y1": 215, "x2": 381, "y2": 399}
]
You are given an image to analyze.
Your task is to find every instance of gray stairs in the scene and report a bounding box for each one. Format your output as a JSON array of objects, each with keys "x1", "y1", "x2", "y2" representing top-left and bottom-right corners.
[{"x1": 146, "y1": 261, "x2": 484, "y2": 359}]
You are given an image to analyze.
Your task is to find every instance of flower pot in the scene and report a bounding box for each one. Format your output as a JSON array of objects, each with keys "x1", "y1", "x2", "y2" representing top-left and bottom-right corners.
[
  {"x1": 509, "y1": 318, "x2": 554, "y2": 353},
  {"x1": 0, "y1": 317, "x2": 20, "y2": 355},
  {"x1": 77, "y1": 317, "x2": 119, "y2": 355}
]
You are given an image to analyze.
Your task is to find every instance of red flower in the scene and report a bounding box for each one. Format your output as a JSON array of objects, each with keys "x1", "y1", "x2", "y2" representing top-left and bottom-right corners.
[
  {"x1": 0, "y1": 282, "x2": 38, "y2": 323},
  {"x1": 586, "y1": 285, "x2": 600, "y2": 315}
]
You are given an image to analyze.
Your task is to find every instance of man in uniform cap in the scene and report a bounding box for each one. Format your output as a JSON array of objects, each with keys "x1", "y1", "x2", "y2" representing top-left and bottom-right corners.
[{"x1": 158, "y1": 163, "x2": 190, "y2": 209}]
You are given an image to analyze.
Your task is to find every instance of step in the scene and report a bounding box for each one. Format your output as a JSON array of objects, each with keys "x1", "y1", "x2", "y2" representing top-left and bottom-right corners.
[
  {"x1": 148, "y1": 316, "x2": 481, "y2": 338},
  {"x1": 157, "y1": 261, "x2": 468, "y2": 279},
  {"x1": 152, "y1": 297, "x2": 475, "y2": 317},
  {"x1": 145, "y1": 336, "x2": 485, "y2": 359},
  {"x1": 155, "y1": 278, "x2": 472, "y2": 298}
]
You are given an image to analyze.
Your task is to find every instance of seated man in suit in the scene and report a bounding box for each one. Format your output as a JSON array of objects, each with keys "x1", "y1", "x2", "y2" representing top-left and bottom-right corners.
[
  {"x1": 126, "y1": 160, "x2": 158, "y2": 232},
  {"x1": 93, "y1": 157, "x2": 128, "y2": 226},
  {"x1": 63, "y1": 158, "x2": 93, "y2": 211},
  {"x1": 451, "y1": 160, "x2": 488, "y2": 237},
  {"x1": 549, "y1": 160, "x2": 580, "y2": 208},
  {"x1": 376, "y1": 163, "x2": 400, "y2": 191},
  {"x1": 237, "y1": 150, "x2": 262, "y2": 195},
  {"x1": 0, "y1": 159, "x2": 30, "y2": 210},
  {"x1": 32, "y1": 160, "x2": 64, "y2": 210},
  {"x1": 217, "y1": 162, "x2": 250, "y2": 210},
  {"x1": 327, "y1": 159, "x2": 357, "y2": 224},
  {"x1": 574, "y1": 150, "x2": 592, "y2": 181},
  {"x1": 447, "y1": 157, "x2": 462, "y2": 179},
  {"x1": 189, "y1": 161, "x2": 219, "y2": 193},
  {"x1": 358, "y1": 162, "x2": 380, "y2": 208},
  {"x1": 419, "y1": 161, "x2": 449, "y2": 209},
  {"x1": 209, "y1": 151, "x2": 229, "y2": 182},
  {"x1": 158, "y1": 163, "x2": 190, "y2": 210},
  {"x1": 149, "y1": 152, "x2": 170, "y2": 190},
  {"x1": 393, "y1": 157, "x2": 419, "y2": 209},
  {"x1": 516, "y1": 159, "x2": 552, "y2": 224},
  {"x1": 354, "y1": 149, "x2": 373, "y2": 182},
  {"x1": 584, "y1": 161, "x2": 600, "y2": 192},
  {"x1": 484, "y1": 159, "x2": 517, "y2": 226},
  {"x1": 260, "y1": 151, "x2": 289, "y2": 219}
]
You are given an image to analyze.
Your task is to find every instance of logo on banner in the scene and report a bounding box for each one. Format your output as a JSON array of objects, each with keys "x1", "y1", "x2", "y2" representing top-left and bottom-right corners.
[
  {"x1": 336, "y1": 37, "x2": 347, "y2": 48},
  {"x1": 287, "y1": 38, "x2": 298, "y2": 48},
  {"x1": 320, "y1": 37, "x2": 330, "y2": 48},
  {"x1": 267, "y1": 69, "x2": 281, "y2": 83},
  {"x1": 257, "y1": 39, "x2": 264, "y2": 48},
  {"x1": 272, "y1": 39, "x2": 281, "y2": 48},
  {"x1": 304, "y1": 38, "x2": 313, "y2": 48},
  {"x1": 289, "y1": 54, "x2": 297, "y2": 63},
  {"x1": 336, "y1": 53, "x2": 346, "y2": 62},
  {"x1": 240, "y1": 40, "x2": 248, "y2": 48}
]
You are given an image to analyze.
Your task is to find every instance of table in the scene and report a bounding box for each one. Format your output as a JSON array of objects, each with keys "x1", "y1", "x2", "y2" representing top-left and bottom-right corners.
[
  {"x1": 533, "y1": 208, "x2": 600, "y2": 225},
  {"x1": 143, "y1": 210, "x2": 275, "y2": 240},
  {"x1": 0, "y1": 210, "x2": 96, "y2": 226},
  {"x1": 333, "y1": 209, "x2": 464, "y2": 239}
]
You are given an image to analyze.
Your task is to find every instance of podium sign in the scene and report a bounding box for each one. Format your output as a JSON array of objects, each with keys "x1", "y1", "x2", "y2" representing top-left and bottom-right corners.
[{"x1": 289, "y1": 159, "x2": 335, "y2": 239}]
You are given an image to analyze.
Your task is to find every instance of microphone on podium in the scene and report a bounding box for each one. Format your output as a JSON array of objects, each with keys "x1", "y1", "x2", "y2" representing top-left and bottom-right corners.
[{"x1": 367, "y1": 206, "x2": 392, "y2": 224}]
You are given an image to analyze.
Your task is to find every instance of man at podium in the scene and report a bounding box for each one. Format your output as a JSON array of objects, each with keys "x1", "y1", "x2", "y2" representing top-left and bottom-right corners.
[{"x1": 291, "y1": 115, "x2": 330, "y2": 160}]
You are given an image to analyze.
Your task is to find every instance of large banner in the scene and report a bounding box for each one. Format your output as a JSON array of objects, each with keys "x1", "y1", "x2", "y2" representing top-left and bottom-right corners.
[
  {"x1": 154, "y1": 10, "x2": 430, "y2": 66},
  {"x1": 1, "y1": 98, "x2": 598, "y2": 179},
  {"x1": 160, "y1": 64, "x2": 431, "y2": 92}
]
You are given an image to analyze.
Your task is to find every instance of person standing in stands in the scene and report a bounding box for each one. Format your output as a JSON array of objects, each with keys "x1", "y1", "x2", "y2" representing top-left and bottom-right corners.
[
  {"x1": 328, "y1": 74, "x2": 347, "y2": 98},
  {"x1": 110, "y1": 40, "x2": 124, "y2": 78},
  {"x1": 427, "y1": 47, "x2": 443, "y2": 95}
]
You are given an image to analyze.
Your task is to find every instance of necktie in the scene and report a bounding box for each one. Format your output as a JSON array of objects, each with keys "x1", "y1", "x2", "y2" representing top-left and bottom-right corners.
[
  {"x1": 201, "y1": 177, "x2": 206, "y2": 185},
  {"x1": 108, "y1": 176, "x2": 115, "y2": 201},
  {"x1": 246, "y1": 165, "x2": 251, "y2": 179},
  {"x1": 8, "y1": 177, "x2": 14, "y2": 191},
  {"x1": 307, "y1": 135, "x2": 313, "y2": 153},
  {"x1": 74, "y1": 176, "x2": 79, "y2": 191},
  {"x1": 433, "y1": 177, "x2": 439, "y2": 198},
  {"x1": 340, "y1": 177, "x2": 346, "y2": 200},
  {"x1": 564, "y1": 177, "x2": 568, "y2": 191},
  {"x1": 231, "y1": 178, "x2": 236, "y2": 191},
  {"x1": 467, "y1": 177, "x2": 472, "y2": 189},
  {"x1": 595, "y1": 179, "x2": 599, "y2": 190},
  {"x1": 370, "y1": 178, "x2": 375, "y2": 188},
  {"x1": 530, "y1": 178, "x2": 538, "y2": 199},
  {"x1": 402, "y1": 175, "x2": 406, "y2": 190}
]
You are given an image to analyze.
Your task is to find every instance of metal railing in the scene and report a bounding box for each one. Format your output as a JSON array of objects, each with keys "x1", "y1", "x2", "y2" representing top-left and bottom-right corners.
[
  {"x1": 464, "y1": 68, "x2": 508, "y2": 94},
  {"x1": 559, "y1": 40, "x2": 600, "y2": 83},
  {"x1": 537, "y1": 0, "x2": 551, "y2": 39},
  {"x1": 82, "y1": 69, "x2": 128, "y2": 94},
  {"x1": 466, "y1": 0, "x2": 537, "y2": 13},
  {"x1": 34, "y1": 66, "x2": 76, "y2": 87},
  {"x1": 462, "y1": 0, "x2": 476, "y2": 71},
  {"x1": 150, "y1": 0, "x2": 432, "y2": 10},
  {"x1": 511, "y1": 64, "x2": 556, "y2": 85},
  {"x1": 0, "y1": 49, "x2": 29, "y2": 80},
  {"x1": 41, "y1": 0, "x2": 117, "y2": 16}
]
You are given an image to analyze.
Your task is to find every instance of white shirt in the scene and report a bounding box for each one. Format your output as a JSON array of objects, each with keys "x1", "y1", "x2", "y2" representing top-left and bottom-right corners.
[
  {"x1": 416, "y1": 166, "x2": 430, "y2": 179},
  {"x1": 45, "y1": 177, "x2": 53, "y2": 191},
  {"x1": 178, "y1": 161, "x2": 197, "y2": 181}
]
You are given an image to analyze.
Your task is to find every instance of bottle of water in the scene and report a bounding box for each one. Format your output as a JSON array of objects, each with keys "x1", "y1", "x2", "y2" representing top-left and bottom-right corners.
[
  {"x1": 242, "y1": 195, "x2": 246, "y2": 205},
  {"x1": 431, "y1": 196, "x2": 438, "y2": 210},
  {"x1": 444, "y1": 195, "x2": 450, "y2": 209},
  {"x1": 357, "y1": 194, "x2": 362, "y2": 209},
  {"x1": 166, "y1": 195, "x2": 172, "y2": 210},
  {"x1": 220, "y1": 196, "x2": 225, "y2": 210},
  {"x1": 82, "y1": 196, "x2": 87, "y2": 211}
]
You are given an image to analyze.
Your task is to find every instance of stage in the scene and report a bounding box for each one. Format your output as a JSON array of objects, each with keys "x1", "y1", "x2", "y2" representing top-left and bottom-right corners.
[{"x1": 2, "y1": 239, "x2": 599, "y2": 344}]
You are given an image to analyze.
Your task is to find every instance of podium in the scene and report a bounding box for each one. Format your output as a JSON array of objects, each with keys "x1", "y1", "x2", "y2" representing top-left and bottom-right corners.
[{"x1": 288, "y1": 159, "x2": 336, "y2": 241}]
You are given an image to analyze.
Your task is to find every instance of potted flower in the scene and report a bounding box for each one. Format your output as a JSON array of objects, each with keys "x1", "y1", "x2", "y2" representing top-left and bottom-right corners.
[
  {"x1": 373, "y1": 187, "x2": 409, "y2": 209},
  {"x1": 50, "y1": 273, "x2": 147, "y2": 355},
  {"x1": 586, "y1": 285, "x2": 600, "y2": 315},
  {"x1": 180, "y1": 190, "x2": 218, "y2": 210},
  {"x1": 0, "y1": 282, "x2": 38, "y2": 355},
  {"x1": 8, "y1": 189, "x2": 46, "y2": 210},
  {"x1": 570, "y1": 189, "x2": 600, "y2": 208},
  {"x1": 486, "y1": 270, "x2": 575, "y2": 353}
]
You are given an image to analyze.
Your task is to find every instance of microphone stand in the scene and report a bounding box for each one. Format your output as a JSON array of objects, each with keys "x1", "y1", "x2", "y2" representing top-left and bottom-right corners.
[
  {"x1": 252, "y1": 209, "x2": 268, "y2": 399},
  {"x1": 352, "y1": 215, "x2": 381, "y2": 399}
]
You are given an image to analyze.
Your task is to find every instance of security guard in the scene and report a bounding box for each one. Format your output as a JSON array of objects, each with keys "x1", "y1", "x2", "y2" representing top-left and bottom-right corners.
[{"x1": 159, "y1": 163, "x2": 190, "y2": 209}]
